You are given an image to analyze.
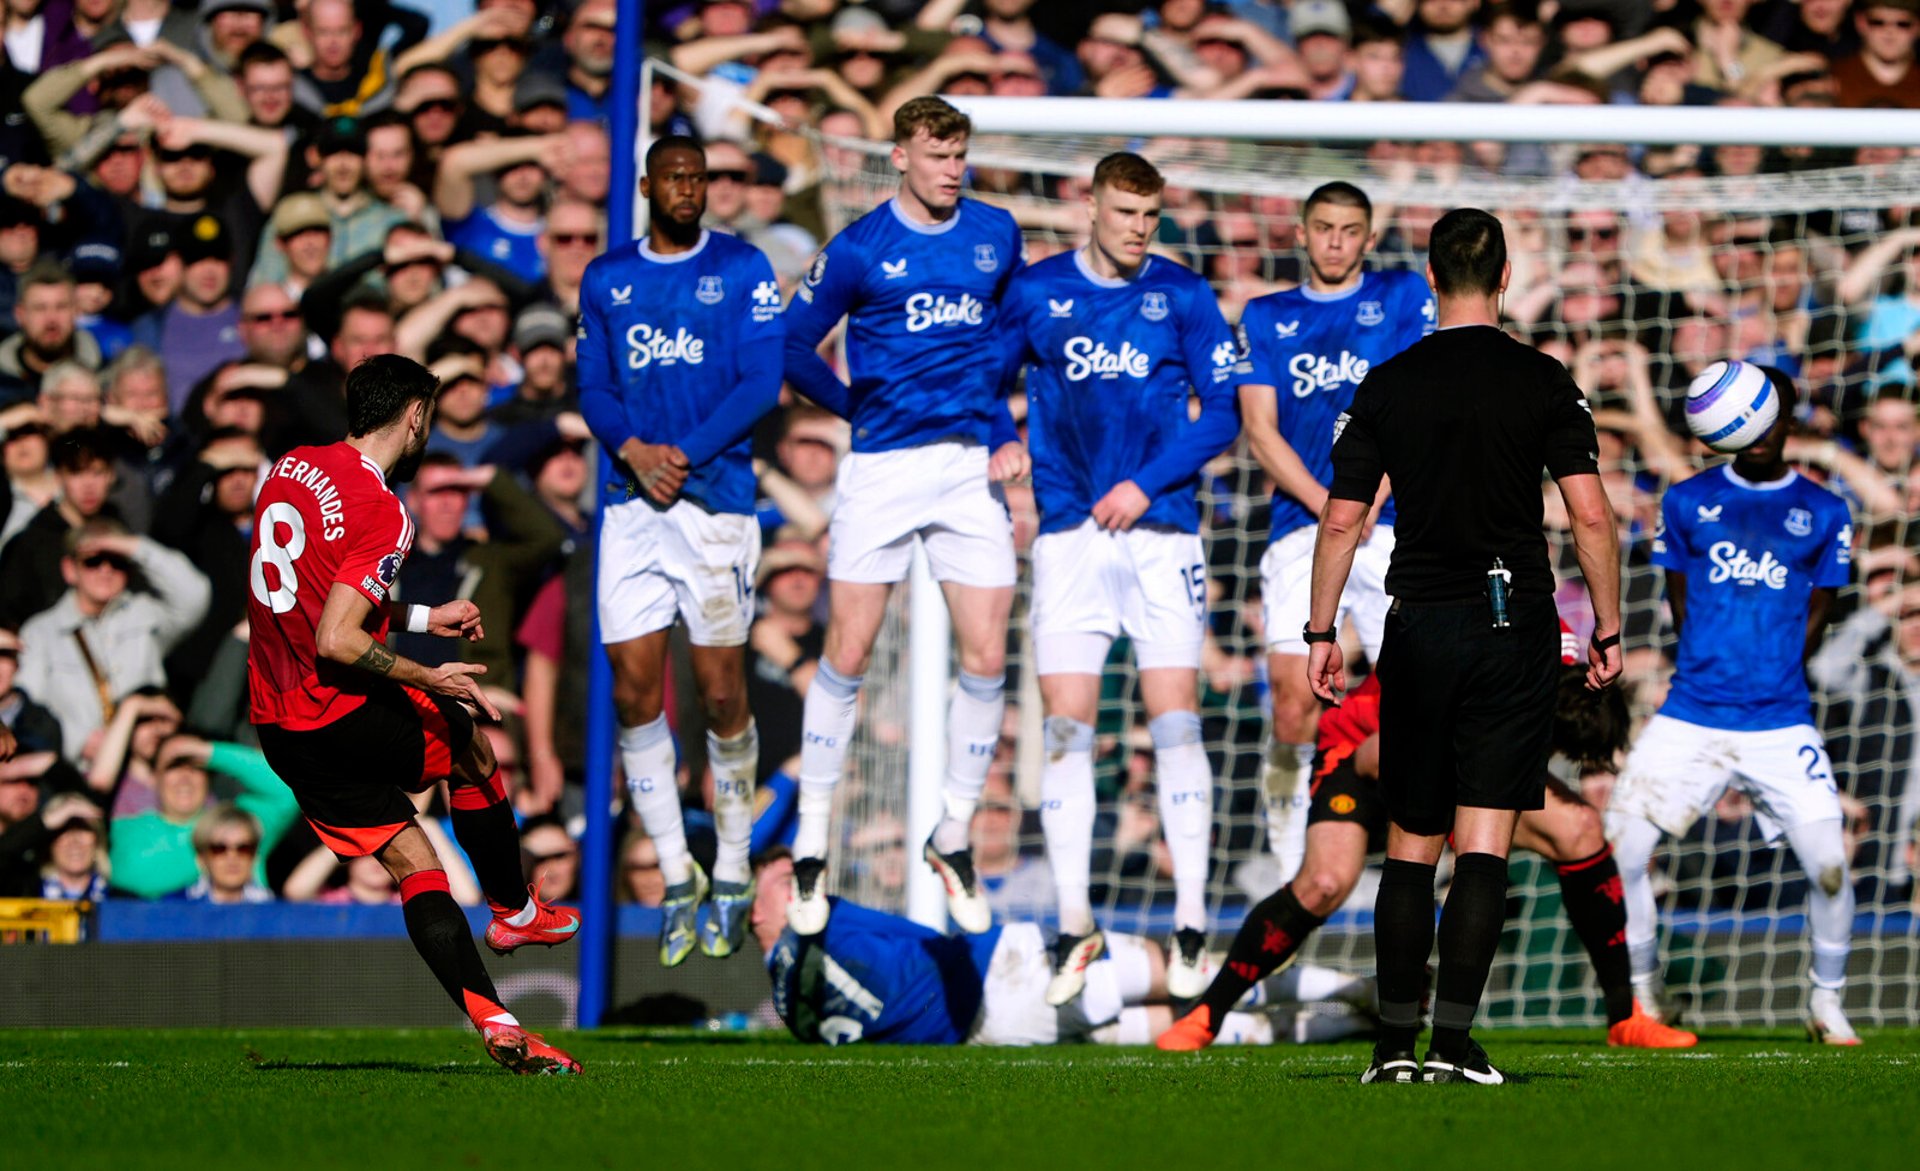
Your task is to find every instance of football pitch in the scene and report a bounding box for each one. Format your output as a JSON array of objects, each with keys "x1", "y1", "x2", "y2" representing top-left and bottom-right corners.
[{"x1": 6, "y1": 1028, "x2": 1918, "y2": 1171}]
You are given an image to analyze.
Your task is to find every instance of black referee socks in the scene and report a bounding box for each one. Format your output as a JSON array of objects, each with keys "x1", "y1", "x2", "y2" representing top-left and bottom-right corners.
[
  {"x1": 1374, "y1": 857, "x2": 1439, "y2": 1053},
  {"x1": 1431, "y1": 852, "x2": 1511, "y2": 1062},
  {"x1": 1199, "y1": 886, "x2": 1327, "y2": 1022}
]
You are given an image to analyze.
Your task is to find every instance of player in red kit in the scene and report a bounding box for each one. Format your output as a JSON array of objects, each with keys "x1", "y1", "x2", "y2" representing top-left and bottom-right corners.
[
  {"x1": 1157, "y1": 622, "x2": 1697, "y2": 1052},
  {"x1": 247, "y1": 354, "x2": 580, "y2": 1075}
]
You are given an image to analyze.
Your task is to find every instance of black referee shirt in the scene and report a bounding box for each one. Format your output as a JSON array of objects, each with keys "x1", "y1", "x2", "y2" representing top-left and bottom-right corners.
[{"x1": 1328, "y1": 325, "x2": 1600, "y2": 603}]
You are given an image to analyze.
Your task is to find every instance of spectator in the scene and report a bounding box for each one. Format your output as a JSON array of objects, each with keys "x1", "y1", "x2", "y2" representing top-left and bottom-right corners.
[
  {"x1": 1763, "y1": 0, "x2": 1863, "y2": 60},
  {"x1": 0, "y1": 622, "x2": 64, "y2": 761},
  {"x1": 0, "y1": 426, "x2": 122, "y2": 627},
  {"x1": 360, "y1": 111, "x2": 427, "y2": 223},
  {"x1": 703, "y1": 138, "x2": 759, "y2": 235},
  {"x1": 238, "y1": 42, "x2": 315, "y2": 137},
  {"x1": 0, "y1": 753, "x2": 55, "y2": 895},
  {"x1": 106, "y1": 731, "x2": 296, "y2": 899},
  {"x1": 977, "y1": 0, "x2": 1083, "y2": 95},
  {"x1": 264, "y1": 290, "x2": 394, "y2": 457},
  {"x1": 1402, "y1": 0, "x2": 1488, "y2": 102},
  {"x1": 1451, "y1": 1, "x2": 1548, "y2": 100},
  {"x1": 126, "y1": 112, "x2": 289, "y2": 282},
  {"x1": 68, "y1": 244, "x2": 134, "y2": 365},
  {"x1": 1289, "y1": 0, "x2": 1357, "y2": 99},
  {"x1": 1346, "y1": 13, "x2": 1409, "y2": 102},
  {"x1": 497, "y1": 304, "x2": 575, "y2": 424},
  {"x1": 519, "y1": 818, "x2": 577, "y2": 899},
  {"x1": 133, "y1": 215, "x2": 246, "y2": 406},
  {"x1": 391, "y1": 452, "x2": 565, "y2": 684},
  {"x1": 1, "y1": 264, "x2": 101, "y2": 406},
  {"x1": 1836, "y1": 0, "x2": 1920, "y2": 105},
  {"x1": 85, "y1": 689, "x2": 181, "y2": 817},
  {"x1": 36, "y1": 792, "x2": 107, "y2": 902},
  {"x1": 1693, "y1": 0, "x2": 1794, "y2": 94},
  {"x1": 179, "y1": 802, "x2": 274, "y2": 903},
  {"x1": 151, "y1": 427, "x2": 261, "y2": 690},
  {"x1": 435, "y1": 129, "x2": 564, "y2": 283},
  {"x1": 394, "y1": 63, "x2": 470, "y2": 187},
  {"x1": 237, "y1": 283, "x2": 312, "y2": 375},
  {"x1": 23, "y1": 41, "x2": 248, "y2": 159},
  {"x1": 747, "y1": 533, "x2": 826, "y2": 781},
  {"x1": 293, "y1": 0, "x2": 392, "y2": 118},
  {"x1": 16, "y1": 517, "x2": 210, "y2": 761}
]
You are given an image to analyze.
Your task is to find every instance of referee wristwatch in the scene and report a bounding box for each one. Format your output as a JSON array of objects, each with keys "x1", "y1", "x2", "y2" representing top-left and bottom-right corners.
[{"x1": 1302, "y1": 624, "x2": 1339, "y2": 645}]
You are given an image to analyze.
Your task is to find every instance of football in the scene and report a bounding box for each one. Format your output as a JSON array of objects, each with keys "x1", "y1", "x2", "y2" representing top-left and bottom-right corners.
[{"x1": 1685, "y1": 359, "x2": 1780, "y2": 453}]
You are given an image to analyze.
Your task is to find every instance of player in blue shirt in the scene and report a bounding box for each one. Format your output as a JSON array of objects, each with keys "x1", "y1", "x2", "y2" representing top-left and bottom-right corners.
[
  {"x1": 1605, "y1": 368, "x2": 1861, "y2": 1045},
  {"x1": 1236, "y1": 182, "x2": 1435, "y2": 888},
  {"x1": 779, "y1": 98, "x2": 1030, "y2": 938},
  {"x1": 749, "y1": 852, "x2": 1360, "y2": 1047},
  {"x1": 996, "y1": 152, "x2": 1246, "y2": 1003},
  {"x1": 577, "y1": 136, "x2": 785, "y2": 967}
]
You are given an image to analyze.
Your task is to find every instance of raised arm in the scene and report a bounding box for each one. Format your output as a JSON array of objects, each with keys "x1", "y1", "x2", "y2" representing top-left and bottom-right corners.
[
  {"x1": 156, "y1": 117, "x2": 289, "y2": 211},
  {"x1": 434, "y1": 134, "x2": 562, "y2": 222},
  {"x1": 1838, "y1": 226, "x2": 1920, "y2": 306}
]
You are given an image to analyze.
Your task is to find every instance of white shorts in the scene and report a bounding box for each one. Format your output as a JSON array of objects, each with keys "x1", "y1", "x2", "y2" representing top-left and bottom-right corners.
[
  {"x1": 596, "y1": 498, "x2": 759, "y2": 647},
  {"x1": 828, "y1": 442, "x2": 1016, "y2": 587},
  {"x1": 1261, "y1": 523, "x2": 1395, "y2": 659},
  {"x1": 967, "y1": 923, "x2": 1059, "y2": 1046},
  {"x1": 1605, "y1": 715, "x2": 1842, "y2": 844},
  {"x1": 1031, "y1": 520, "x2": 1206, "y2": 675}
]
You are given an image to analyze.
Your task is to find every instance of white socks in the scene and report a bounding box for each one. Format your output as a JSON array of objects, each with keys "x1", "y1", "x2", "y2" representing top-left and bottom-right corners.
[
  {"x1": 620, "y1": 715, "x2": 689, "y2": 886},
  {"x1": 1609, "y1": 814, "x2": 1665, "y2": 982},
  {"x1": 796, "y1": 661, "x2": 862, "y2": 860},
  {"x1": 1262, "y1": 741, "x2": 1315, "y2": 885},
  {"x1": 933, "y1": 671, "x2": 1005, "y2": 854},
  {"x1": 1785, "y1": 818, "x2": 1854, "y2": 990},
  {"x1": 708, "y1": 723, "x2": 759, "y2": 885},
  {"x1": 1040, "y1": 715, "x2": 1097, "y2": 935},
  {"x1": 1151, "y1": 711, "x2": 1212, "y2": 933}
]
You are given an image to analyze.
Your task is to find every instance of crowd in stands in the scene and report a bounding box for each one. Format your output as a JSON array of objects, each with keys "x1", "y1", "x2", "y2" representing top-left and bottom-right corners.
[{"x1": 0, "y1": 0, "x2": 1917, "y2": 921}]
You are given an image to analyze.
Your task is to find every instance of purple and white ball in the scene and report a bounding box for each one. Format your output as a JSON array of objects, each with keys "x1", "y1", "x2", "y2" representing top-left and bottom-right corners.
[{"x1": 1685, "y1": 359, "x2": 1779, "y2": 453}]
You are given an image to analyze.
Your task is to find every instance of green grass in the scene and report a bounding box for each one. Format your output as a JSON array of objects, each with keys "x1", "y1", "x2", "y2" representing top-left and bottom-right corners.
[{"x1": 4, "y1": 1028, "x2": 1916, "y2": 1171}]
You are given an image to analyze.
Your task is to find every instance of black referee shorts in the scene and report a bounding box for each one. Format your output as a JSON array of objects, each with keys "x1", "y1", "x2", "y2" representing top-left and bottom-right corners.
[{"x1": 1374, "y1": 592, "x2": 1558, "y2": 836}]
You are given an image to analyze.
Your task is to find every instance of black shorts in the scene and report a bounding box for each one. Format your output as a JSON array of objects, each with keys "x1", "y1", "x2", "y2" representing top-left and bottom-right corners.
[
  {"x1": 1308, "y1": 747, "x2": 1388, "y2": 853},
  {"x1": 1374, "y1": 591, "x2": 1557, "y2": 836},
  {"x1": 256, "y1": 683, "x2": 475, "y2": 857}
]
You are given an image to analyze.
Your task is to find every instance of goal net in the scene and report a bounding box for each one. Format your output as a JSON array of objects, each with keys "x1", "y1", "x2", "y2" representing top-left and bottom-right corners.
[{"x1": 722, "y1": 87, "x2": 1920, "y2": 1032}]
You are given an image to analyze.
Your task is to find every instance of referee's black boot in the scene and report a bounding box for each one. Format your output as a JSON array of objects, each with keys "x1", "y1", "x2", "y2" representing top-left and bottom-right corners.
[
  {"x1": 1422, "y1": 1038, "x2": 1505, "y2": 1085},
  {"x1": 1359, "y1": 1045, "x2": 1421, "y2": 1084}
]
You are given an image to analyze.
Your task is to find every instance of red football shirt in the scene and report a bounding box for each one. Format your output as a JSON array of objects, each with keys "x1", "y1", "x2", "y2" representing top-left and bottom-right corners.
[
  {"x1": 246, "y1": 443, "x2": 415, "y2": 730},
  {"x1": 1315, "y1": 619, "x2": 1578, "y2": 757}
]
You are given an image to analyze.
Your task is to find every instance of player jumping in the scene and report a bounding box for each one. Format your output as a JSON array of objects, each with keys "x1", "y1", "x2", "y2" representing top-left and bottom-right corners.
[
  {"x1": 1606, "y1": 368, "x2": 1861, "y2": 1045},
  {"x1": 248, "y1": 355, "x2": 580, "y2": 1075},
  {"x1": 577, "y1": 136, "x2": 786, "y2": 966},
  {"x1": 996, "y1": 152, "x2": 1247, "y2": 1000},
  {"x1": 1157, "y1": 623, "x2": 1697, "y2": 1051},
  {"x1": 1237, "y1": 182, "x2": 1434, "y2": 883},
  {"x1": 780, "y1": 97, "x2": 1029, "y2": 935}
]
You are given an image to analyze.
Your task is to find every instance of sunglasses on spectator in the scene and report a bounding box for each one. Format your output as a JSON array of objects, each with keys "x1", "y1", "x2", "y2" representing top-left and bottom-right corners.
[
  {"x1": 1867, "y1": 16, "x2": 1918, "y2": 29},
  {"x1": 156, "y1": 145, "x2": 213, "y2": 163},
  {"x1": 549, "y1": 232, "x2": 601, "y2": 246},
  {"x1": 1568, "y1": 226, "x2": 1618, "y2": 242},
  {"x1": 0, "y1": 648, "x2": 18, "y2": 660},
  {"x1": 244, "y1": 309, "x2": 301, "y2": 324},
  {"x1": 79, "y1": 553, "x2": 131, "y2": 571},
  {"x1": 408, "y1": 97, "x2": 461, "y2": 116},
  {"x1": 471, "y1": 37, "x2": 530, "y2": 54},
  {"x1": 203, "y1": 841, "x2": 258, "y2": 857},
  {"x1": 527, "y1": 848, "x2": 577, "y2": 864},
  {"x1": 105, "y1": 141, "x2": 143, "y2": 157},
  {"x1": 707, "y1": 168, "x2": 749, "y2": 184}
]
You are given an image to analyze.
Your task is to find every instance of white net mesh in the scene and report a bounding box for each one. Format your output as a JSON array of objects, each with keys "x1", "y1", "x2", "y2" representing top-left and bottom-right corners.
[{"x1": 783, "y1": 116, "x2": 1920, "y2": 1031}]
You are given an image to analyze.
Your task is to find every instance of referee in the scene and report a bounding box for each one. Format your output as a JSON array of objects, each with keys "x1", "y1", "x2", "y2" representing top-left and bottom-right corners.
[{"x1": 1305, "y1": 208, "x2": 1623, "y2": 1085}]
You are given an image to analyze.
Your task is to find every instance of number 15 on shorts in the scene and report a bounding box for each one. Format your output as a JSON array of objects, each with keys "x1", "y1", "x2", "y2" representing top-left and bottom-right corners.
[{"x1": 1182, "y1": 563, "x2": 1206, "y2": 618}]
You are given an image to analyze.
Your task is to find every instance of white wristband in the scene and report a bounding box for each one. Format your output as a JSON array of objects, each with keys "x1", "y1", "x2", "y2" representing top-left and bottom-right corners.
[{"x1": 406, "y1": 605, "x2": 431, "y2": 633}]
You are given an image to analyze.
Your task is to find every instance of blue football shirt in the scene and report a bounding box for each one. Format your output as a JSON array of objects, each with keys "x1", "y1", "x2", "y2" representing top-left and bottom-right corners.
[
  {"x1": 782, "y1": 197, "x2": 1024, "y2": 453},
  {"x1": 999, "y1": 250, "x2": 1246, "y2": 535},
  {"x1": 1240, "y1": 268, "x2": 1435, "y2": 539},
  {"x1": 766, "y1": 900, "x2": 1002, "y2": 1046},
  {"x1": 576, "y1": 230, "x2": 787, "y2": 515},
  {"x1": 1652, "y1": 466, "x2": 1853, "y2": 732}
]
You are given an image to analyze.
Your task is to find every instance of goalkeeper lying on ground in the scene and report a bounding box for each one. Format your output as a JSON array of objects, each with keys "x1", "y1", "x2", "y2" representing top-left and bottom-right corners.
[{"x1": 750, "y1": 849, "x2": 1374, "y2": 1047}]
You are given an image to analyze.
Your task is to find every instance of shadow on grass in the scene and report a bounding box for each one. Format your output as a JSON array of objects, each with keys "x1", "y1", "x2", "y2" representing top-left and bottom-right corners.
[
  {"x1": 593, "y1": 1032, "x2": 768, "y2": 1046},
  {"x1": 249, "y1": 1060, "x2": 496, "y2": 1074}
]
